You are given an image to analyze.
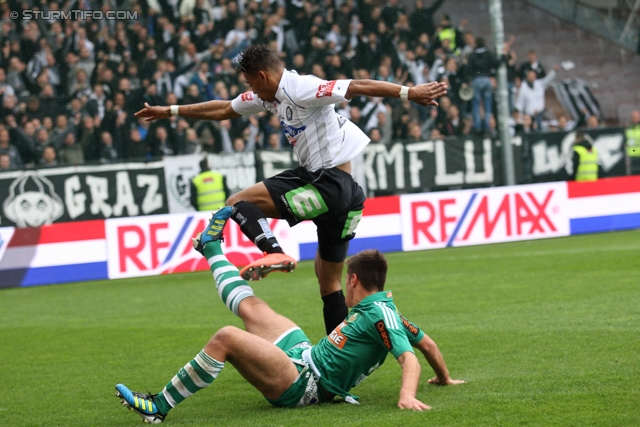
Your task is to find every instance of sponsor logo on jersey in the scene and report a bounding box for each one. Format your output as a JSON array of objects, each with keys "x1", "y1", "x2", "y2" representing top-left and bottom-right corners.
[
  {"x1": 241, "y1": 92, "x2": 253, "y2": 101},
  {"x1": 328, "y1": 321, "x2": 348, "y2": 349},
  {"x1": 399, "y1": 315, "x2": 420, "y2": 337},
  {"x1": 316, "y1": 80, "x2": 337, "y2": 98},
  {"x1": 375, "y1": 320, "x2": 393, "y2": 350},
  {"x1": 280, "y1": 121, "x2": 306, "y2": 146}
]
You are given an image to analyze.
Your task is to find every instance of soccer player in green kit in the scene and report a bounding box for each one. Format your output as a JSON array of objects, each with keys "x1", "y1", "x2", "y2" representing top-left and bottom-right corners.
[{"x1": 115, "y1": 207, "x2": 463, "y2": 423}]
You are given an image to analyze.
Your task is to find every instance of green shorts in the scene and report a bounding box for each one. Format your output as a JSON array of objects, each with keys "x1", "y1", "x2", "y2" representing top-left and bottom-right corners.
[{"x1": 265, "y1": 327, "x2": 327, "y2": 408}]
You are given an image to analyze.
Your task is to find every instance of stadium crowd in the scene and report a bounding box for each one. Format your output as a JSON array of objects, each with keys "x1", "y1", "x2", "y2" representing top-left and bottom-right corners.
[{"x1": 0, "y1": 0, "x2": 607, "y2": 171}]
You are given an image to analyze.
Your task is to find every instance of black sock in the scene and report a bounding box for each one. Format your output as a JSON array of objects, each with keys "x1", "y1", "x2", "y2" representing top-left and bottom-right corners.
[
  {"x1": 322, "y1": 290, "x2": 348, "y2": 335},
  {"x1": 231, "y1": 201, "x2": 284, "y2": 254}
]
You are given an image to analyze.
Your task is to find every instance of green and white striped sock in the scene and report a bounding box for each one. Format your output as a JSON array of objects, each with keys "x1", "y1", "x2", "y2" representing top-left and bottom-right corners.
[
  {"x1": 155, "y1": 350, "x2": 225, "y2": 412},
  {"x1": 204, "y1": 240, "x2": 254, "y2": 316}
]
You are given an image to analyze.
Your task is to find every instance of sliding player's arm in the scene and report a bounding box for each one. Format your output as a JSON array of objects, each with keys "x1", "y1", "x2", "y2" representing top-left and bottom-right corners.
[
  {"x1": 397, "y1": 351, "x2": 430, "y2": 411},
  {"x1": 414, "y1": 334, "x2": 465, "y2": 386},
  {"x1": 398, "y1": 314, "x2": 464, "y2": 386}
]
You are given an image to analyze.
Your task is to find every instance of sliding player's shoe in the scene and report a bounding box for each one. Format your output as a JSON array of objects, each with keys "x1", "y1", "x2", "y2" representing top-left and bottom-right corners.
[
  {"x1": 239, "y1": 252, "x2": 296, "y2": 281},
  {"x1": 192, "y1": 206, "x2": 234, "y2": 255},
  {"x1": 115, "y1": 384, "x2": 166, "y2": 424}
]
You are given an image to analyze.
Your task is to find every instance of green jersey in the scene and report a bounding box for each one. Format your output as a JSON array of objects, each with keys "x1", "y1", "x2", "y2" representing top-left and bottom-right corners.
[{"x1": 306, "y1": 291, "x2": 424, "y2": 400}]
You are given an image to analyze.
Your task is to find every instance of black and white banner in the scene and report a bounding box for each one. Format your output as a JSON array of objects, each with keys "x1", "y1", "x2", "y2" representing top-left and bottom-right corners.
[
  {"x1": 0, "y1": 162, "x2": 168, "y2": 227},
  {"x1": 359, "y1": 137, "x2": 500, "y2": 195},
  {"x1": 523, "y1": 128, "x2": 626, "y2": 183},
  {"x1": 552, "y1": 78, "x2": 602, "y2": 121}
]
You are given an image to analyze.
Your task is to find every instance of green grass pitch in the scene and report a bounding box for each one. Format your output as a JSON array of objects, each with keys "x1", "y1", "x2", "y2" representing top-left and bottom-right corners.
[{"x1": 1, "y1": 230, "x2": 639, "y2": 426}]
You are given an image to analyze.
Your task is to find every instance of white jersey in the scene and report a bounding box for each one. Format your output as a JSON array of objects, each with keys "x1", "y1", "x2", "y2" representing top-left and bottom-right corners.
[{"x1": 230, "y1": 70, "x2": 370, "y2": 172}]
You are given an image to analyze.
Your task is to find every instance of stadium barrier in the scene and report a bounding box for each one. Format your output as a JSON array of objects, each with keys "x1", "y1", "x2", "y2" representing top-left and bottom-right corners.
[
  {"x1": 1, "y1": 175, "x2": 639, "y2": 288},
  {"x1": 0, "y1": 128, "x2": 628, "y2": 227}
]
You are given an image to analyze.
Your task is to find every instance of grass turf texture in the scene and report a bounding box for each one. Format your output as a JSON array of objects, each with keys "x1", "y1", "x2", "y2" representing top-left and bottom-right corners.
[{"x1": 1, "y1": 230, "x2": 639, "y2": 427}]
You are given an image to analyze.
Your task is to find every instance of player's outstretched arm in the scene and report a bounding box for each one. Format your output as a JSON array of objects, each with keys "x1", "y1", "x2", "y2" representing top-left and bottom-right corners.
[
  {"x1": 345, "y1": 80, "x2": 448, "y2": 106},
  {"x1": 134, "y1": 100, "x2": 241, "y2": 122},
  {"x1": 396, "y1": 352, "x2": 431, "y2": 411},
  {"x1": 414, "y1": 334, "x2": 465, "y2": 386}
]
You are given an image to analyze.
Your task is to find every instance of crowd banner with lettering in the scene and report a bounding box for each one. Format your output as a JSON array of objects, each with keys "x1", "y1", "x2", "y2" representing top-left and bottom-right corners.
[
  {"x1": 523, "y1": 128, "x2": 626, "y2": 183},
  {"x1": 360, "y1": 137, "x2": 501, "y2": 195},
  {"x1": 0, "y1": 162, "x2": 168, "y2": 228}
]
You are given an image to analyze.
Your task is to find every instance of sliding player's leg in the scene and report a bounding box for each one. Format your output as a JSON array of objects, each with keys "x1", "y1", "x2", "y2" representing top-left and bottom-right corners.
[{"x1": 115, "y1": 209, "x2": 311, "y2": 423}]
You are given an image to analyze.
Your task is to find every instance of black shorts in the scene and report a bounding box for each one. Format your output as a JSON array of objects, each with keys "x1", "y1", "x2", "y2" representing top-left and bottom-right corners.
[{"x1": 264, "y1": 166, "x2": 365, "y2": 258}]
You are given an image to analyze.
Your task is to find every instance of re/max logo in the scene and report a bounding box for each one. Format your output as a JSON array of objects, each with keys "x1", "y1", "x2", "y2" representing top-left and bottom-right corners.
[{"x1": 410, "y1": 189, "x2": 561, "y2": 247}]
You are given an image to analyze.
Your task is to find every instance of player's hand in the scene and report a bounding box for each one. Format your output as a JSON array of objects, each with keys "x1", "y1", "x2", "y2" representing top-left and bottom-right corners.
[
  {"x1": 428, "y1": 376, "x2": 465, "y2": 386},
  {"x1": 409, "y1": 82, "x2": 448, "y2": 107},
  {"x1": 397, "y1": 395, "x2": 431, "y2": 411},
  {"x1": 134, "y1": 102, "x2": 171, "y2": 122}
]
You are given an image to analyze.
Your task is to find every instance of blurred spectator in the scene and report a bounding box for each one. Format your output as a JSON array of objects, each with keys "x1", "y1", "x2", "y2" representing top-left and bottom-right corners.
[
  {"x1": 368, "y1": 127, "x2": 383, "y2": 144},
  {"x1": 467, "y1": 37, "x2": 501, "y2": 133},
  {"x1": 571, "y1": 132, "x2": 598, "y2": 181},
  {"x1": 150, "y1": 126, "x2": 176, "y2": 157},
  {"x1": 434, "y1": 14, "x2": 464, "y2": 54},
  {"x1": 441, "y1": 105, "x2": 464, "y2": 136},
  {"x1": 430, "y1": 128, "x2": 444, "y2": 140},
  {"x1": 585, "y1": 115, "x2": 601, "y2": 130},
  {"x1": 32, "y1": 128, "x2": 51, "y2": 164},
  {"x1": 410, "y1": 0, "x2": 447, "y2": 38},
  {"x1": 100, "y1": 131, "x2": 119, "y2": 163},
  {"x1": 408, "y1": 123, "x2": 425, "y2": 142},
  {"x1": 0, "y1": 68, "x2": 15, "y2": 102},
  {"x1": 519, "y1": 50, "x2": 546, "y2": 80},
  {"x1": 515, "y1": 66, "x2": 558, "y2": 131},
  {"x1": 265, "y1": 133, "x2": 282, "y2": 151},
  {"x1": 41, "y1": 146, "x2": 58, "y2": 168},
  {"x1": 518, "y1": 114, "x2": 537, "y2": 135},
  {"x1": 58, "y1": 132, "x2": 84, "y2": 166},
  {"x1": 556, "y1": 114, "x2": 575, "y2": 132},
  {"x1": 625, "y1": 110, "x2": 640, "y2": 174},
  {"x1": 123, "y1": 128, "x2": 149, "y2": 160},
  {"x1": 0, "y1": 152, "x2": 11, "y2": 171},
  {"x1": 0, "y1": 127, "x2": 22, "y2": 168},
  {"x1": 190, "y1": 157, "x2": 228, "y2": 212}
]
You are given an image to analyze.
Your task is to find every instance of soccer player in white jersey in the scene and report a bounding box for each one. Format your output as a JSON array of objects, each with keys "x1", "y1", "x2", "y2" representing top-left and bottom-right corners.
[
  {"x1": 115, "y1": 208, "x2": 463, "y2": 424},
  {"x1": 135, "y1": 45, "x2": 447, "y2": 334}
]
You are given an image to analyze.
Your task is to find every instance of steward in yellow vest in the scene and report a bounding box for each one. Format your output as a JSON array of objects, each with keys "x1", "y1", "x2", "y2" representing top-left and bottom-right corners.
[
  {"x1": 436, "y1": 14, "x2": 462, "y2": 53},
  {"x1": 571, "y1": 133, "x2": 598, "y2": 182},
  {"x1": 190, "y1": 158, "x2": 228, "y2": 211},
  {"x1": 625, "y1": 110, "x2": 640, "y2": 158}
]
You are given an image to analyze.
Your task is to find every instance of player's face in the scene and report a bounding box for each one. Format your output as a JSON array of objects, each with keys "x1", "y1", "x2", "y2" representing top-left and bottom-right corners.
[{"x1": 244, "y1": 71, "x2": 276, "y2": 102}]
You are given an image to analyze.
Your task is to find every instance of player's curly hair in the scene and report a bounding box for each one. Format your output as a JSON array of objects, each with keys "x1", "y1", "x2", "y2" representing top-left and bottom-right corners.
[
  {"x1": 346, "y1": 249, "x2": 388, "y2": 292},
  {"x1": 235, "y1": 44, "x2": 282, "y2": 75}
]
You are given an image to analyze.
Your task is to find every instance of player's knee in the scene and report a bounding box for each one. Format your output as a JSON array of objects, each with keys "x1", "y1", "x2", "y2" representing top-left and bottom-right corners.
[
  {"x1": 225, "y1": 194, "x2": 240, "y2": 206},
  {"x1": 210, "y1": 326, "x2": 242, "y2": 348}
]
